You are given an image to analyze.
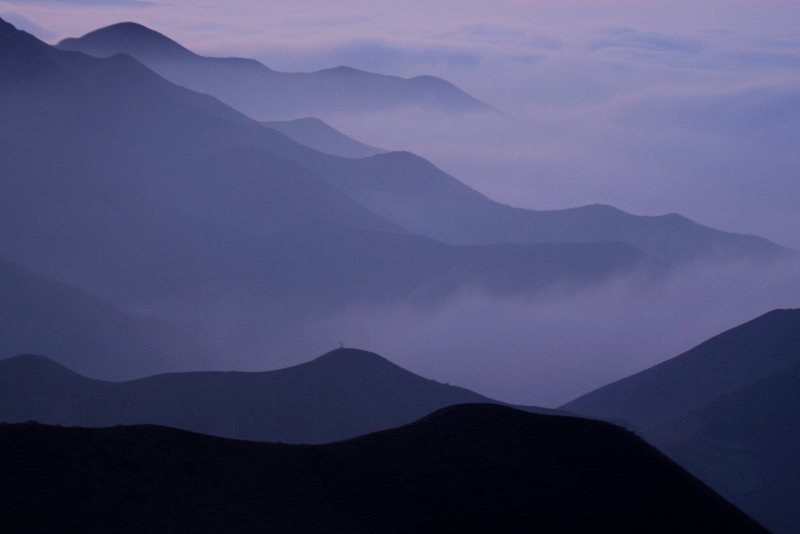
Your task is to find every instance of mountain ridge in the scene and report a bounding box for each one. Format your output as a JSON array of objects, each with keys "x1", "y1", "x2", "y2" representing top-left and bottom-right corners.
[
  {"x1": 0, "y1": 404, "x2": 770, "y2": 533},
  {"x1": 57, "y1": 21, "x2": 494, "y2": 119},
  {"x1": 261, "y1": 117, "x2": 385, "y2": 158},
  {"x1": 560, "y1": 308, "x2": 800, "y2": 534},
  {"x1": 560, "y1": 308, "x2": 800, "y2": 430},
  {"x1": 646, "y1": 360, "x2": 800, "y2": 534},
  {"x1": 4, "y1": 17, "x2": 786, "y2": 270},
  {"x1": 0, "y1": 348, "x2": 563, "y2": 444}
]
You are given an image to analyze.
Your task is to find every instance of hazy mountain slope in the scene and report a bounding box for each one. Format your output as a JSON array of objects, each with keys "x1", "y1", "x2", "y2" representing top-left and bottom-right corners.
[
  {"x1": 0, "y1": 19, "x2": 424, "y2": 256},
  {"x1": 48, "y1": 21, "x2": 790, "y2": 264},
  {"x1": 0, "y1": 18, "x2": 400, "y2": 304},
  {"x1": 5, "y1": 17, "x2": 786, "y2": 269},
  {"x1": 0, "y1": 161, "x2": 269, "y2": 307},
  {"x1": 254, "y1": 223, "x2": 664, "y2": 303},
  {"x1": 0, "y1": 349, "x2": 562, "y2": 444},
  {"x1": 57, "y1": 22, "x2": 494, "y2": 119},
  {"x1": 147, "y1": 222, "x2": 664, "y2": 363},
  {"x1": 646, "y1": 361, "x2": 800, "y2": 534},
  {"x1": 0, "y1": 18, "x2": 674, "y2": 366},
  {"x1": 0, "y1": 404, "x2": 769, "y2": 534},
  {"x1": 143, "y1": 145, "x2": 403, "y2": 239},
  {"x1": 298, "y1": 150, "x2": 788, "y2": 264},
  {"x1": 560, "y1": 308, "x2": 800, "y2": 431},
  {"x1": 261, "y1": 117, "x2": 385, "y2": 158},
  {"x1": 0, "y1": 258, "x2": 208, "y2": 379}
]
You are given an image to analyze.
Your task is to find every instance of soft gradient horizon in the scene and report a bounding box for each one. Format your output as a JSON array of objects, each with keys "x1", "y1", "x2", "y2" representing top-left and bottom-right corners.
[{"x1": 1, "y1": 0, "x2": 799, "y2": 405}]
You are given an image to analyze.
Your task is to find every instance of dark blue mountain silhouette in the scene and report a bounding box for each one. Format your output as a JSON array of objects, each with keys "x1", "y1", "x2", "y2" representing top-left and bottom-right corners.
[
  {"x1": 0, "y1": 348, "x2": 563, "y2": 444},
  {"x1": 562, "y1": 308, "x2": 800, "y2": 534},
  {"x1": 0, "y1": 403, "x2": 770, "y2": 533}
]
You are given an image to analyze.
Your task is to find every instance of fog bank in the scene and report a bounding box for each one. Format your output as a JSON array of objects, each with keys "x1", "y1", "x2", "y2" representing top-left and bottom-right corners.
[{"x1": 196, "y1": 256, "x2": 800, "y2": 407}]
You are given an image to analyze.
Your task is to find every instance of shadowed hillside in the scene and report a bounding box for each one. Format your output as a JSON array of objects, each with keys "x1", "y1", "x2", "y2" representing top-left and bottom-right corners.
[
  {"x1": 261, "y1": 117, "x2": 385, "y2": 158},
  {"x1": 561, "y1": 308, "x2": 800, "y2": 431},
  {"x1": 0, "y1": 348, "x2": 560, "y2": 444},
  {"x1": 647, "y1": 361, "x2": 800, "y2": 534},
  {"x1": 0, "y1": 257, "x2": 208, "y2": 379},
  {"x1": 561, "y1": 308, "x2": 800, "y2": 534},
  {"x1": 0, "y1": 404, "x2": 769, "y2": 533}
]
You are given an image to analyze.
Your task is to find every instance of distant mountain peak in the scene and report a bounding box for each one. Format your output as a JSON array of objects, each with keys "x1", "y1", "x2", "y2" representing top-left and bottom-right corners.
[
  {"x1": 93, "y1": 21, "x2": 156, "y2": 36},
  {"x1": 56, "y1": 21, "x2": 495, "y2": 118},
  {"x1": 57, "y1": 21, "x2": 197, "y2": 61},
  {"x1": 318, "y1": 65, "x2": 365, "y2": 75},
  {"x1": 309, "y1": 347, "x2": 401, "y2": 370}
]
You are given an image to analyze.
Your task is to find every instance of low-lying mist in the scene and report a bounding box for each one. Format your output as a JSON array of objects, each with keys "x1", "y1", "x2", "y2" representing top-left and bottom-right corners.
[{"x1": 174, "y1": 255, "x2": 800, "y2": 408}]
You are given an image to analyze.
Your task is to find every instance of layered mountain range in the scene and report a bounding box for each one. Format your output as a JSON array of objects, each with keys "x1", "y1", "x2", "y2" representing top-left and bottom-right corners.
[
  {"x1": 0, "y1": 16, "x2": 795, "y2": 531},
  {"x1": 2, "y1": 312, "x2": 793, "y2": 531},
  {"x1": 4, "y1": 16, "x2": 789, "y2": 376},
  {"x1": 50, "y1": 22, "x2": 790, "y2": 264},
  {"x1": 0, "y1": 348, "x2": 561, "y2": 444},
  {"x1": 0, "y1": 258, "x2": 208, "y2": 379},
  {"x1": 57, "y1": 21, "x2": 495, "y2": 120}
]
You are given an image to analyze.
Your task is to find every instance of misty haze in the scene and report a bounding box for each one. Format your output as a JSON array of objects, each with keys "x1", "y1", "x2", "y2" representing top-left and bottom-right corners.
[{"x1": 0, "y1": 1, "x2": 798, "y2": 532}]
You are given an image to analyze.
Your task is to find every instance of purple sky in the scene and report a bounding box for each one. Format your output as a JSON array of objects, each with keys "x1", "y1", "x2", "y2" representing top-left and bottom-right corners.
[{"x1": 2, "y1": 0, "x2": 800, "y2": 404}]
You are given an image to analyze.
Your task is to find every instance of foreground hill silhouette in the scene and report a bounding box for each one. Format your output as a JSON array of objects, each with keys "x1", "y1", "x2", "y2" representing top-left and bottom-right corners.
[
  {"x1": 562, "y1": 308, "x2": 800, "y2": 534},
  {"x1": 0, "y1": 348, "x2": 559, "y2": 443},
  {"x1": 57, "y1": 22, "x2": 495, "y2": 119},
  {"x1": 0, "y1": 404, "x2": 768, "y2": 533}
]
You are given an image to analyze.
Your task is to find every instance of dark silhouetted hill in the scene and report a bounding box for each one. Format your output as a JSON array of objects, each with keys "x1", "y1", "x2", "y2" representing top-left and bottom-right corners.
[
  {"x1": 0, "y1": 404, "x2": 769, "y2": 533},
  {"x1": 57, "y1": 22, "x2": 495, "y2": 119},
  {"x1": 561, "y1": 308, "x2": 800, "y2": 431},
  {"x1": 647, "y1": 361, "x2": 800, "y2": 534},
  {"x1": 0, "y1": 349, "x2": 561, "y2": 444},
  {"x1": 561, "y1": 308, "x2": 800, "y2": 534}
]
